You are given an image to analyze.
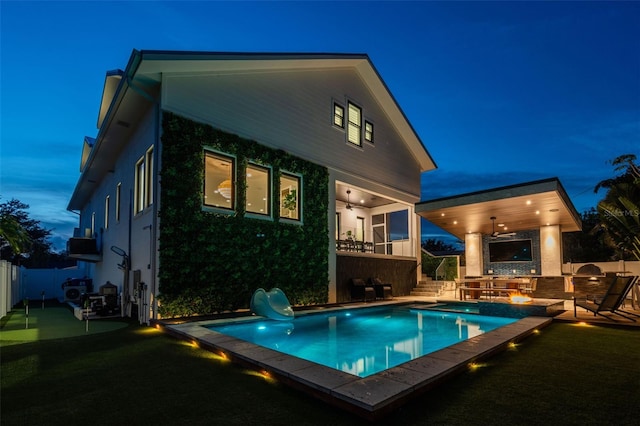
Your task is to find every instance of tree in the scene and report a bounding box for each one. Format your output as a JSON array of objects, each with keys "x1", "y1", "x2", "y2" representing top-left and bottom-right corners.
[
  {"x1": 0, "y1": 198, "x2": 53, "y2": 267},
  {"x1": 594, "y1": 154, "x2": 640, "y2": 260},
  {"x1": 0, "y1": 214, "x2": 31, "y2": 255},
  {"x1": 562, "y1": 208, "x2": 615, "y2": 262},
  {"x1": 422, "y1": 238, "x2": 460, "y2": 254}
]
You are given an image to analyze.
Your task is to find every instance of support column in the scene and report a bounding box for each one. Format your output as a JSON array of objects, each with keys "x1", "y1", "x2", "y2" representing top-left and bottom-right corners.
[
  {"x1": 327, "y1": 172, "x2": 337, "y2": 303},
  {"x1": 465, "y1": 233, "x2": 483, "y2": 277},
  {"x1": 540, "y1": 225, "x2": 562, "y2": 276}
]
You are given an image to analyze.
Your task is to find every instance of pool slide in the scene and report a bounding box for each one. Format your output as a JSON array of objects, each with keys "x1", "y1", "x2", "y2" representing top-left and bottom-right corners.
[{"x1": 250, "y1": 288, "x2": 295, "y2": 321}]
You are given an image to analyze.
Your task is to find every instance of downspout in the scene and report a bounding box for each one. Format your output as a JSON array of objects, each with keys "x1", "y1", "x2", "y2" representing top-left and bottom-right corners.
[
  {"x1": 150, "y1": 101, "x2": 161, "y2": 322},
  {"x1": 127, "y1": 188, "x2": 133, "y2": 318}
]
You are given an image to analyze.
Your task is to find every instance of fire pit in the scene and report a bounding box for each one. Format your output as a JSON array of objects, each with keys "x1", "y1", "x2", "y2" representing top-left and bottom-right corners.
[
  {"x1": 510, "y1": 294, "x2": 533, "y2": 304},
  {"x1": 478, "y1": 298, "x2": 565, "y2": 318}
]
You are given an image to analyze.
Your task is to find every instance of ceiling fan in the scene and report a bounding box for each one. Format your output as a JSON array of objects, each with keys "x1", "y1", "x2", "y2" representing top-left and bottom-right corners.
[
  {"x1": 490, "y1": 216, "x2": 516, "y2": 238},
  {"x1": 345, "y1": 189, "x2": 363, "y2": 210}
]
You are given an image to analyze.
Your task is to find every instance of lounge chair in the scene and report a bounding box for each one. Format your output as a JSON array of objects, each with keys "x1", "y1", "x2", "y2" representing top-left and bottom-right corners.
[
  {"x1": 574, "y1": 276, "x2": 640, "y2": 322},
  {"x1": 351, "y1": 278, "x2": 376, "y2": 302},
  {"x1": 369, "y1": 277, "x2": 393, "y2": 300}
]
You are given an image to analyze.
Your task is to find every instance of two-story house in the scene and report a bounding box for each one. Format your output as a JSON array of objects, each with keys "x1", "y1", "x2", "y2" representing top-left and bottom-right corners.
[{"x1": 67, "y1": 50, "x2": 436, "y2": 323}]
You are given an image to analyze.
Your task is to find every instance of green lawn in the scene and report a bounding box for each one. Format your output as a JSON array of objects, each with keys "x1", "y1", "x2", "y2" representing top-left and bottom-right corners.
[{"x1": 2, "y1": 303, "x2": 639, "y2": 425}]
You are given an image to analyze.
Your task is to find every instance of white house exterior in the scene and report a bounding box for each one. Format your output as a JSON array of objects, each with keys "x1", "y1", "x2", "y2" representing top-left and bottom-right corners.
[{"x1": 67, "y1": 50, "x2": 436, "y2": 323}]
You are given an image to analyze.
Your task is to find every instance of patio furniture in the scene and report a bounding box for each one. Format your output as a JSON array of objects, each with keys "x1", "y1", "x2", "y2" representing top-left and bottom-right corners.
[
  {"x1": 501, "y1": 281, "x2": 520, "y2": 297},
  {"x1": 351, "y1": 278, "x2": 376, "y2": 302},
  {"x1": 369, "y1": 277, "x2": 393, "y2": 300},
  {"x1": 458, "y1": 278, "x2": 527, "y2": 300},
  {"x1": 520, "y1": 278, "x2": 537, "y2": 294},
  {"x1": 574, "y1": 275, "x2": 640, "y2": 322},
  {"x1": 463, "y1": 281, "x2": 481, "y2": 300}
]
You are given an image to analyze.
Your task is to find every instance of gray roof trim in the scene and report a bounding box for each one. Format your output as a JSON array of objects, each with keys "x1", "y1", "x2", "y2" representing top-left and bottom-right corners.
[
  {"x1": 415, "y1": 177, "x2": 582, "y2": 235},
  {"x1": 417, "y1": 178, "x2": 567, "y2": 210}
]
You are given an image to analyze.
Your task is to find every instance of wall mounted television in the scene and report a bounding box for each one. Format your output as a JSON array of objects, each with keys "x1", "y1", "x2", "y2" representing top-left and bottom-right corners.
[{"x1": 489, "y1": 239, "x2": 533, "y2": 262}]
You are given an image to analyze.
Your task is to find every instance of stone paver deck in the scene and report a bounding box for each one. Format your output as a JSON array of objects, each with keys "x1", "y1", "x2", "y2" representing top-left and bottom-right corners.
[{"x1": 164, "y1": 302, "x2": 551, "y2": 420}]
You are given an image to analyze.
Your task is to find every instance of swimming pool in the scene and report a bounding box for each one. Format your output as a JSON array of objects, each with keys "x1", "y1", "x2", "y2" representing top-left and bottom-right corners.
[
  {"x1": 421, "y1": 302, "x2": 480, "y2": 314},
  {"x1": 208, "y1": 305, "x2": 516, "y2": 377}
]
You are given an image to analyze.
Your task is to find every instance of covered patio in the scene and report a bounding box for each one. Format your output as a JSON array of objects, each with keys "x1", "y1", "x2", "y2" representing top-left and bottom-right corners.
[
  {"x1": 416, "y1": 177, "x2": 582, "y2": 286},
  {"x1": 415, "y1": 178, "x2": 639, "y2": 324}
]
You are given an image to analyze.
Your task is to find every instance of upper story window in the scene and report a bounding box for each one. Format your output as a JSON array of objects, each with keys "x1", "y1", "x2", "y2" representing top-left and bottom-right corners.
[
  {"x1": 333, "y1": 103, "x2": 345, "y2": 128},
  {"x1": 246, "y1": 163, "x2": 271, "y2": 216},
  {"x1": 115, "y1": 183, "x2": 121, "y2": 222},
  {"x1": 104, "y1": 195, "x2": 110, "y2": 229},
  {"x1": 204, "y1": 151, "x2": 235, "y2": 210},
  {"x1": 145, "y1": 147, "x2": 154, "y2": 207},
  {"x1": 134, "y1": 157, "x2": 145, "y2": 214},
  {"x1": 134, "y1": 146, "x2": 154, "y2": 214},
  {"x1": 364, "y1": 121, "x2": 374, "y2": 143},
  {"x1": 347, "y1": 102, "x2": 362, "y2": 146},
  {"x1": 280, "y1": 173, "x2": 301, "y2": 221}
]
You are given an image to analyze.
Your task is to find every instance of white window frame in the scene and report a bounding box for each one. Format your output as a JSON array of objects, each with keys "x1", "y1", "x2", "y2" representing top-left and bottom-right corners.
[
  {"x1": 134, "y1": 146, "x2": 154, "y2": 215},
  {"x1": 333, "y1": 102, "x2": 345, "y2": 128},
  {"x1": 364, "y1": 120, "x2": 374, "y2": 144},
  {"x1": 115, "y1": 183, "x2": 121, "y2": 222},
  {"x1": 245, "y1": 162, "x2": 272, "y2": 217},
  {"x1": 145, "y1": 147, "x2": 154, "y2": 208},
  {"x1": 203, "y1": 150, "x2": 236, "y2": 212},
  {"x1": 279, "y1": 172, "x2": 302, "y2": 222},
  {"x1": 104, "y1": 195, "x2": 110, "y2": 229},
  {"x1": 134, "y1": 156, "x2": 145, "y2": 214},
  {"x1": 347, "y1": 102, "x2": 362, "y2": 147}
]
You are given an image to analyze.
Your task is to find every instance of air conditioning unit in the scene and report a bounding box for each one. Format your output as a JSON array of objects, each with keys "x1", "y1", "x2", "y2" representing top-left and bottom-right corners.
[{"x1": 64, "y1": 285, "x2": 87, "y2": 303}]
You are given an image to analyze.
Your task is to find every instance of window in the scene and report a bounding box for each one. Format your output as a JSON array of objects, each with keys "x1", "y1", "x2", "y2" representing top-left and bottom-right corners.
[
  {"x1": 356, "y1": 216, "x2": 365, "y2": 241},
  {"x1": 134, "y1": 146, "x2": 154, "y2": 214},
  {"x1": 115, "y1": 183, "x2": 121, "y2": 222},
  {"x1": 388, "y1": 210, "x2": 409, "y2": 240},
  {"x1": 246, "y1": 163, "x2": 271, "y2": 216},
  {"x1": 134, "y1": 157, "x2": 145, "y2": 213},
  {"x1": 336, "y1": 212, "x2": 341, "y2": 240},
  {"x1": 348, "y1": 102, "x2": 361, "y2": 146},
  {"x1": 104, "y1": 196, "x2": 110, "y2": 229},
  {"x1": 145, "y1": 147, "x2": 154, "y2": 208},
  {"x1": 372, "y1": 214, "x2": 385, "y2": 254},
  {"x1": 364, "y1": 121, "x2": 373, "y2": 143},
  {"x1": 372, "y1": 210, "x2": 410, "y2": 255},
  {"x1": 333, "y1": 103, "x2": 345, "y2": 128},
  {"x1": 204, "y1": 151, "x2": 235, "y2": 210},
  {"x1": 280, "y1": 173, "x2": 301, "y2": 220}
]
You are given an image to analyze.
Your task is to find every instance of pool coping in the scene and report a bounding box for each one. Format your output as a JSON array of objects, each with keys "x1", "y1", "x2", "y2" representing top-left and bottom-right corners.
[{"x1": 163, "y1": 302, "x2": 552, "y2": 421}]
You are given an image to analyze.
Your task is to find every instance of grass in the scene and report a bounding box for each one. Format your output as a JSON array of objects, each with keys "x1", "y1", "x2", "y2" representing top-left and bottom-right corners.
[
  {"x1": 2, "y1": 303, "x2": 639, "y2": 425},
  {"x1": 0, "y1": 300, "x2": 128, "y2": 344}
]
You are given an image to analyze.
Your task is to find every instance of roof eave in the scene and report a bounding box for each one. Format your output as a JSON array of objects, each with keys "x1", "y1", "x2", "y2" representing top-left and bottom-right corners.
[{"x1": 134, "y1": 50, "x2": 437, "y2": 172}]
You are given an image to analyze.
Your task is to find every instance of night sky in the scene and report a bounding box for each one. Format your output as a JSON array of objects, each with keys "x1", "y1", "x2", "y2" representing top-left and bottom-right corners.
[{"x1": 1, "y1": 1, "x2": 638, "y2": 250}]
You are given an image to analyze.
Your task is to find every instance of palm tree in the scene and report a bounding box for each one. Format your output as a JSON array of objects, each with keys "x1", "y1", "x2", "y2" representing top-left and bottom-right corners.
[
  {"x1": 0, "y1": 214, "x2": 31, "y2": 255},
  {"x1": 595, "y1": 154, "x2": 640, "y2": 260}
]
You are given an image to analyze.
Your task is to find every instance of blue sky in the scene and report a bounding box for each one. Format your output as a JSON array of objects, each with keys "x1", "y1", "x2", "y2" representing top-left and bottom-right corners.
[{"x1": 1, "y1": 1, "x2": 639, "y2": 251}]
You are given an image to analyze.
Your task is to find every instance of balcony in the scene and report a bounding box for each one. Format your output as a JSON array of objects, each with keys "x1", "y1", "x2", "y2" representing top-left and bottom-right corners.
[{"x1": 67, "y1": 237, "x2": 102, "y2": 262}]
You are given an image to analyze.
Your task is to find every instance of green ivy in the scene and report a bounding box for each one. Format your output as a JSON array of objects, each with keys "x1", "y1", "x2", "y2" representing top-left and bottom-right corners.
[{"x1": 158, "y1": 112, "x2": 329, "y2": 317}]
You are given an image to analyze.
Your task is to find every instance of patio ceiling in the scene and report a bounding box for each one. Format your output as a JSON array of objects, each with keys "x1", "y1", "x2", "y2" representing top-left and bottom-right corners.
[
  {"x1": 415, "y1": 178, "x2": 582, "y2": 239},
  {"x1": 335, "y1": 183, "x2": 396, "y2": 209}
]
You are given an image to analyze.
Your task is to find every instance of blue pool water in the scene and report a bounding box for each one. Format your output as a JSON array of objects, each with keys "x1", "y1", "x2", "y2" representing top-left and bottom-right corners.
[
  {"x1": 424, "y1": 303, "x2": 480, "y2": 314},
  {"x1": 208, "y1": 305, "x2": 517, "y2": 377}
]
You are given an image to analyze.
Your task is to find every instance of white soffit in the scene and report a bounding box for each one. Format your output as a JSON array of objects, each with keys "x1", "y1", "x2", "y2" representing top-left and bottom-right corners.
[
  {"x1": 416, "y1": 178, "x2": 582, "y2": 239},
  {"x1": 97, "y1": 70, "x2": 123, "y2": 129}
]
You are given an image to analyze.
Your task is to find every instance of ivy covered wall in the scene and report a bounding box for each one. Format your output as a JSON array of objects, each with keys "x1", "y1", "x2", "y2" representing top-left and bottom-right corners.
[{"x1": 158, "y1": 112, "x2": 329, "y2": 317}]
